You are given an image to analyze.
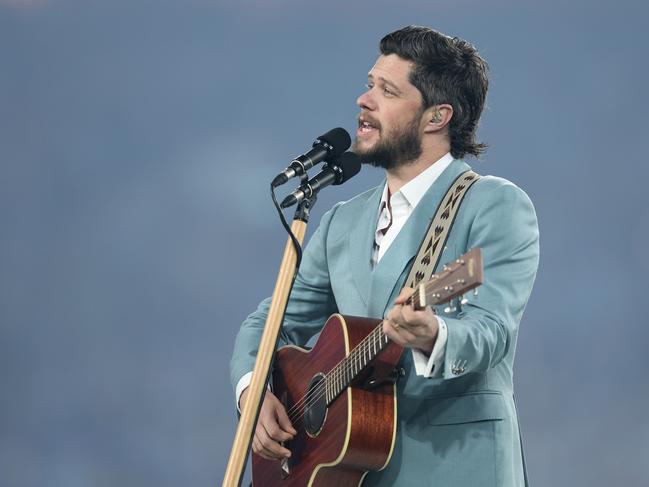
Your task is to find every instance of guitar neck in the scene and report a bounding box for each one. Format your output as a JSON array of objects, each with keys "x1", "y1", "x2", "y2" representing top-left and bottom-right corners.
[{"x1": 323, "y1": 322, "x2": 390, "y2": 405}]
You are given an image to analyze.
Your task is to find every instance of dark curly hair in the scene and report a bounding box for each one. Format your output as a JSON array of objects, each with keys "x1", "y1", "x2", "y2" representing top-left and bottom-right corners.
[{"x1": 380, "y1": 26, "x2": 489, "y2": 159}]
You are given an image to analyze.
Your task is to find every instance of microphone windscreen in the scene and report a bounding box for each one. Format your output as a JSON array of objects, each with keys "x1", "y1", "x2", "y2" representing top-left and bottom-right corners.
[
  {"x1": 333, "y1": 152, "x2": 362, "y2": 184},
  {"x1": 315, "y1": 127, "x2": 351, "y2": 157}
]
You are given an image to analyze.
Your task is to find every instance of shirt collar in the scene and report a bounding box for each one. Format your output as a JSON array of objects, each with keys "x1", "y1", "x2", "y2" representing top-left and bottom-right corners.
[{"x1": 379, "y1": 152, "x2": 454, "y2": 209}]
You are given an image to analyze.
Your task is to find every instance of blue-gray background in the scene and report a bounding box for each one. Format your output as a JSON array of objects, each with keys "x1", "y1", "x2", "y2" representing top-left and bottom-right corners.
[{"x1": 1, "y1": 0, "x2": 648, "y2": 485}]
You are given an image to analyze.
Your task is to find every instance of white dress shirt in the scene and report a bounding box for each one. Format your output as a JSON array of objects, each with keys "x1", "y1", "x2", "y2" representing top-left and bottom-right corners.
[
  {"x1": 235, "y1": 153, "x2": 454, "y2": 405},
  {"x1": 372, "y1": 152, "x2": 453, "y2": 378}
]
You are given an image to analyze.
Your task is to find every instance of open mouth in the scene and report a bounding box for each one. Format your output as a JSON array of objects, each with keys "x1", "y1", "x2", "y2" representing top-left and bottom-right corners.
[{"x1": 357, "y1": 118, "x2": 379, "y2": 136}]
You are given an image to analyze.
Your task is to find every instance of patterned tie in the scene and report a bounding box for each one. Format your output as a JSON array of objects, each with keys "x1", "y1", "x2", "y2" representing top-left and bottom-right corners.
[{"x1": 372, "y1": 197, "x2": 393, "y2": 265}]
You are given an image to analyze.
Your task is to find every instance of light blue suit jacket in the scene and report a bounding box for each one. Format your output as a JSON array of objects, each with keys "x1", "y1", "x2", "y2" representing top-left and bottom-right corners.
[{"x1": 230, "y1": 159, "x2": 539, "y2": 486}]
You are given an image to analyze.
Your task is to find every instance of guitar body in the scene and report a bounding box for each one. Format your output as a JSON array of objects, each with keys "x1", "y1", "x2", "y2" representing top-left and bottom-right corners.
[{"x1": 252, "y1": 314, "x2": 403, "y2": 487}]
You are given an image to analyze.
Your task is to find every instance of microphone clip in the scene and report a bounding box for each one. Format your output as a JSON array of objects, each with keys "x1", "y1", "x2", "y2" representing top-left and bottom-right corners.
[{"x1": 293, "y1": 173, "x2": 318, "y2": 223}]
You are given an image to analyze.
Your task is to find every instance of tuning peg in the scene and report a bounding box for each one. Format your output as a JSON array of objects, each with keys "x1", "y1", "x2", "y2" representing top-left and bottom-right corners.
[
  {"x1": 460, "y1": 295, "x2": 468, "y2": 305},
  {"x1": 473, "y1": 288, "x2": 479, "y2": 297},
  {"x1": 444, "y1": 300, "x2": 457, "y2": 313}
]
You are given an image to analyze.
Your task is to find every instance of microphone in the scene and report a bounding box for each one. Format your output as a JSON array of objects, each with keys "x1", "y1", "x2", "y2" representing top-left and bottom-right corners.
[
  {"x1": 280, "y1": 152, "x2": 361, "y2": 208},
  {"x1": 271, "y1": 128, "x2": 351, "y2": 187}
]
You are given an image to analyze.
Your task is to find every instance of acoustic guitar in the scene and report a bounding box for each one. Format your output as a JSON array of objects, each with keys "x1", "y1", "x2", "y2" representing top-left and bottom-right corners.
[{"x1": 252, "y1": 248, "x2": 483, "y2": 486}]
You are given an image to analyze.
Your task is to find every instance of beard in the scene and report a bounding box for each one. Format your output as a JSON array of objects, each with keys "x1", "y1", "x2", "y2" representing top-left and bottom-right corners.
[{"x1": 352, "y1": 113, "x2": 423, "y2": 170}]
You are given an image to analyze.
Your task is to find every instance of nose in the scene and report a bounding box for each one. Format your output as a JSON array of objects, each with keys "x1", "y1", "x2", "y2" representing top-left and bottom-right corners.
[{"x1": 356, "y1": 88, "x2": 375, "y2": 111}]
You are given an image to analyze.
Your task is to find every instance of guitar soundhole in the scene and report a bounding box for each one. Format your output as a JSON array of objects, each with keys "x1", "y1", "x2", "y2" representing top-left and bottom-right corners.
[{"x1": 304, "y1": 373, "x2": 327, "y2": 438}]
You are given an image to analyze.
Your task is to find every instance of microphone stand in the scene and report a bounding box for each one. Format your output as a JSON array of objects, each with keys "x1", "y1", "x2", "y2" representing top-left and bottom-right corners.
[{"x1": 222, "y1": 180, "x2": 317, "y2": 487}]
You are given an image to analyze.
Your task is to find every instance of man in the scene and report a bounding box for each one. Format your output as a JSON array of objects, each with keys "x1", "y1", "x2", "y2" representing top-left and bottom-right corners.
[{"x1": 231, "y1": 25, "x2": 539, "y2": 486}]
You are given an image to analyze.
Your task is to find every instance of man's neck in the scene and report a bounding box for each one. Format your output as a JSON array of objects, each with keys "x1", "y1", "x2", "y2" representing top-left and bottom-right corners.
[{"x1": 386, "y1": 147, "x2": 451, "y2": 194}]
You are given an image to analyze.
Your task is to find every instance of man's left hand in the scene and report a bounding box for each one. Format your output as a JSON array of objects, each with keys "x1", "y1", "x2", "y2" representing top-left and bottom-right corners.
[{"x1": 383, "y1": 287, "x2": 439, "y2": 354}]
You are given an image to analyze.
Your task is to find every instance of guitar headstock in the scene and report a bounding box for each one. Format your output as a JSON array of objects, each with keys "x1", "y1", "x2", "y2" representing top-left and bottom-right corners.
[{"x1": 411, "y1": 248, "x2": 483, "y2": 310}]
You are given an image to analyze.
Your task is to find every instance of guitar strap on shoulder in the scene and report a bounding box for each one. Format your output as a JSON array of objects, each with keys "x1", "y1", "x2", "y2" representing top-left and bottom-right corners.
[{"x1": 404, "y1": 170, "x2": 481, "y2": 289}]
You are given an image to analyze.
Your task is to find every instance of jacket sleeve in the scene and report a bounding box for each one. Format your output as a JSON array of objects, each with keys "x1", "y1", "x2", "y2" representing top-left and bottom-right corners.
[
  {"x1": 229, "y1": 203, "x2": 341, "y2": 394},
  {"x1": 440, "y1": 181, "x2": 540, "y2": 379}
]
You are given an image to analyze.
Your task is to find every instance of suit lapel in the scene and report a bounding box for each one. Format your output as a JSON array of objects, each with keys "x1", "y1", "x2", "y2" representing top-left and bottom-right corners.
[
  {"x1": 347, "y1": 185, "x2": 383, "y2": 310},
  {"x1": 366, "y1": 160, "x2": 471, "y2": 318}
]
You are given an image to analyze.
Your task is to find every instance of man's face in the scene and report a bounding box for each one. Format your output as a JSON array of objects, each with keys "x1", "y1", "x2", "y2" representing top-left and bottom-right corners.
[{"x1": 353, "y1": 54, "x2": 426, "y2": 169}]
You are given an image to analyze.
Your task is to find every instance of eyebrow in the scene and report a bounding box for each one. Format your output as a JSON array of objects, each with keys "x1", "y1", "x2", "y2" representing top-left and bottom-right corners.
[{"x1": 367, "y1": 74, "x2": 402, "y2": 94}]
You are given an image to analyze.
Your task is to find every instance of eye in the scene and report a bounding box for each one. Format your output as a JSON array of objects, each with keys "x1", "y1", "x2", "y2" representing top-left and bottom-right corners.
[
  {"x1": 365, "y1": 83, "x2": 374, "y2": 90},
  {"x1": 383, "y1": 87, "x2": 395, "y2": 96}
]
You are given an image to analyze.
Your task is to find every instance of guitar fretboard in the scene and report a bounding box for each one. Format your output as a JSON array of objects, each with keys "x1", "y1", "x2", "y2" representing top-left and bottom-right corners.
[{"x1": 323, "y1": 323, "x2": 390, "y2": 405}]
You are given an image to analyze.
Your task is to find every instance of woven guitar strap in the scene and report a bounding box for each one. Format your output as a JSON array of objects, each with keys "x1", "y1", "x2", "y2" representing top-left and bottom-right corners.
[{"x1": 403, "y1": 170, "x2": 481, "y2": 289}]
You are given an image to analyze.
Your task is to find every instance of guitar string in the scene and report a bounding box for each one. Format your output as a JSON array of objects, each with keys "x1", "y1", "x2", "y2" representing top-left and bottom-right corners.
[
  {"x1": 285, "y1": 292, "x2": 422, "y2": 424},
  {"x1": 284, "y1": 297, "x2": 408, "y2": 423},
  {"x1": 284, "y1": 317, "x2": 389, "y2": 422},
  {"x1": 284, "y1": 289, "x2": 426, "y2": 423},
  {"x1": 286, "y1": 321, "x2": 390, "y2": 424},
  {"x1": 286, "y1": 314, "x2": 398, "y2": 424},
  {"x1": 284, "y1": 290, "x2": 418, "y2": 420}
]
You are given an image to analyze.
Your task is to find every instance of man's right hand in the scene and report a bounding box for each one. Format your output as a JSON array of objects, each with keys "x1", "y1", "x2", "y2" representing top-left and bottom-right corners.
[{"x1": 239, "y1": 388, "x2": 297, "y2": 461}]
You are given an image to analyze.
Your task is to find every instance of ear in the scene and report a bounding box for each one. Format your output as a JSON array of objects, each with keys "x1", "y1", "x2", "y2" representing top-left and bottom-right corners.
[{"x1": 422, "y1": 104, "x2": 453, "y2": 134}]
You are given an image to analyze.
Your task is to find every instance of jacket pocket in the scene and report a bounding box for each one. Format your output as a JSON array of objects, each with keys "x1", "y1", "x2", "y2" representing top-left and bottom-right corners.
[{"x1": 425, "y1": 390, "x2": 506, "y2": 425}]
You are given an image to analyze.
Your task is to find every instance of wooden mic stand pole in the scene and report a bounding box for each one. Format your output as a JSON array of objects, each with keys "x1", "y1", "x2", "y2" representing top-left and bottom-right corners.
[{"x1": 222, "y1": 196, "x2": 315, "y2": 487}]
